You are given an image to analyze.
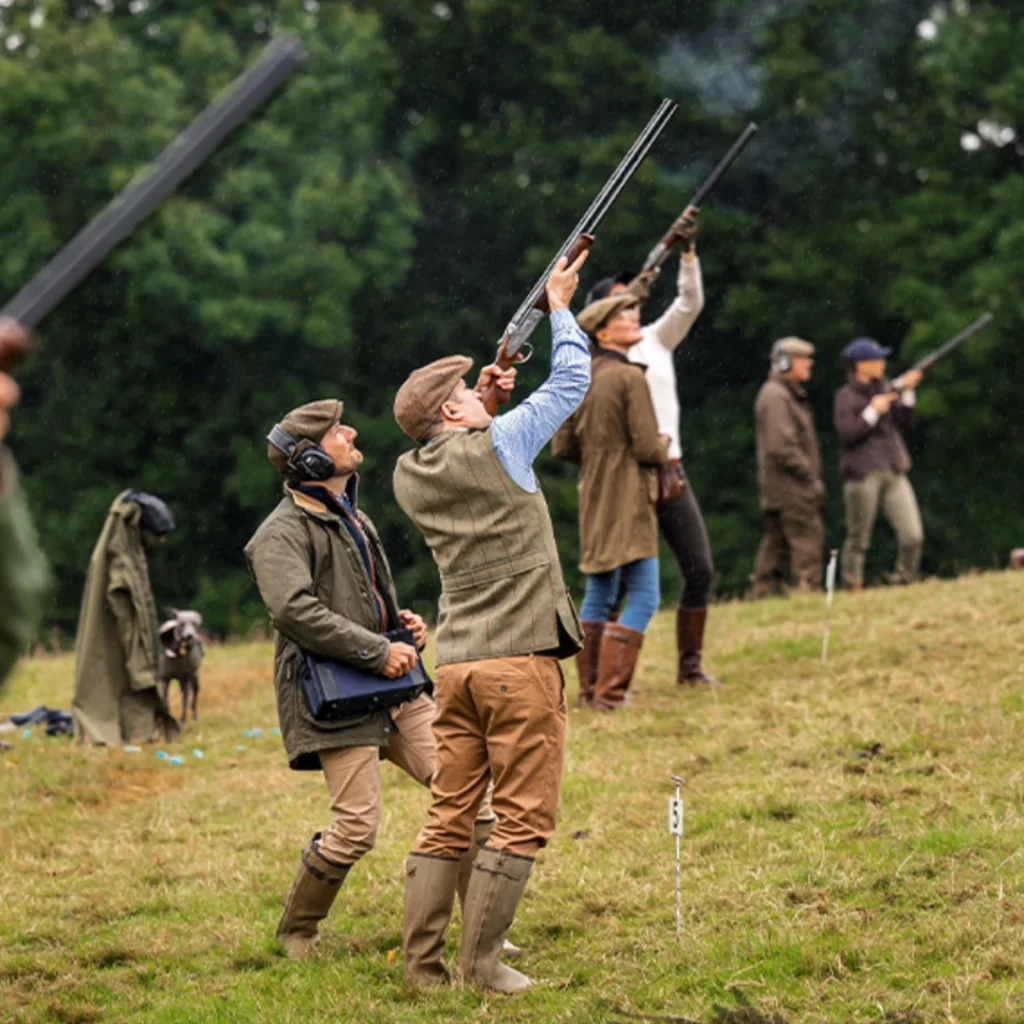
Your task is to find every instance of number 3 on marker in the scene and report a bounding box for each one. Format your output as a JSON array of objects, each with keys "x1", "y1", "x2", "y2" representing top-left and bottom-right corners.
[{"x1": 668, "y1": 796, "x2": 684, "y2": 837}]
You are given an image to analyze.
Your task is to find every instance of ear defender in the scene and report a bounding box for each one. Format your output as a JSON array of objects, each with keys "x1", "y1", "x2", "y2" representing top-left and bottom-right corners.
[{"x1": 267, "y1": 424, "x2": 336, "y2": 482}]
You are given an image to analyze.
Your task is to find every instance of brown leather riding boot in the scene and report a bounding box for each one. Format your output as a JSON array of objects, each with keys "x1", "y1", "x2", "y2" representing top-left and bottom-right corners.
[
  {"x1": 677, "y1": 607, "x2": 720, "y2": 687},
  {"x1": 593, "y1": 623, "x2": 643, "y2": 711},
  {"x1": 574, "y1": 620, "x2": 605, "y2": 708}
]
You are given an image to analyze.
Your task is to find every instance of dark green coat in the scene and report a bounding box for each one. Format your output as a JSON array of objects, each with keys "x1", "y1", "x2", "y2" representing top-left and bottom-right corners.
[
  {"x1": 0, "y1": 451, "x2": 50, "y2": 692},
  {"x1": 71, "y1": 492, "x2": 179, "y2": 744},
  {"x1": 244, "y1": 484, "x2": 402, "y2": 771}
]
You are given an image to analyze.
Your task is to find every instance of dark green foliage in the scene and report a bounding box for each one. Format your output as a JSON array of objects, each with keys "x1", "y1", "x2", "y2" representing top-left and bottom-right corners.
[{"x1": 0, "y1": 0, "x2": 1021, "y2": 634}]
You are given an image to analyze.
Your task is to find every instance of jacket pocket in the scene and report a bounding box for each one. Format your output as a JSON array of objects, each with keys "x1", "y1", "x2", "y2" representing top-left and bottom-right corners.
[{"x1": 444, "y1": 551, "x2": 551, "y2": 592}]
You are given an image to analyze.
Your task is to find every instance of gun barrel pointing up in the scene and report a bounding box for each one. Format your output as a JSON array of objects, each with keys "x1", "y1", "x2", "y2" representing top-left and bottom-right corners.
[{"x1": 1, "y1": 34, "x2": 307, "y2": 330}]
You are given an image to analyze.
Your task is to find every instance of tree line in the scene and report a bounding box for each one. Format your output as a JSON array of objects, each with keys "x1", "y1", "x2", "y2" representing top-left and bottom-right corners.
[{"x1": 1, "y1": 0, "x2": 1020, "y2": 636}]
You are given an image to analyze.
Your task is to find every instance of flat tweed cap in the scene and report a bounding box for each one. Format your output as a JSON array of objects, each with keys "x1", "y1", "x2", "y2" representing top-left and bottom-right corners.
[
  {"x1": 267, "y1": 398, "x2": 343, "y2": 473},
  {"x1": 773, "y1": 336, "x2": 816, "y2": 359},
  {"x1": 577, "y1": 292, "x2": 641, "y2": 336},
  {"x1": 394, "y1": 355, "x2": 474, "y2": 441}
]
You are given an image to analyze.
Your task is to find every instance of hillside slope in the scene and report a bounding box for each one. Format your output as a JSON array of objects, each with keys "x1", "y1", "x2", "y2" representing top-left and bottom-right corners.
[{"x1": 2, "y1": 572, "x2": 1023, "y2": 1023}]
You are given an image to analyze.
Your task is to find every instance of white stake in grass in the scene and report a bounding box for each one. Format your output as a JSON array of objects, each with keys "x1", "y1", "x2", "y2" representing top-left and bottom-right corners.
[
  {"x1": 669, "y1": 775, "x2": 685, "y2": 939},
  {"x1": 821, "y1": 548, "x2": 839, "y2": 663}
]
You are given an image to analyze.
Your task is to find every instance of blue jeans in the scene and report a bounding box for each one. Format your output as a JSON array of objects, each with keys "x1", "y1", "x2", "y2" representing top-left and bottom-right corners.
[{"x1": 579, "y1": 557, "x2": 660, "y2": 634}]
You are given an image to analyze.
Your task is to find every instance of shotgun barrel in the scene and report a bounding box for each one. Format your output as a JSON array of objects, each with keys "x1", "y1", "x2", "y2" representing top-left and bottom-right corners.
[
  {"x1": 641, "y1": 122, "x2": 757, "y2": 275},
  {"x1": 1, "y1": 34, "x2": 307, "y2": 329},
  {"x1": 891, "y1": 312, "x2": 994, "y2": 390}
]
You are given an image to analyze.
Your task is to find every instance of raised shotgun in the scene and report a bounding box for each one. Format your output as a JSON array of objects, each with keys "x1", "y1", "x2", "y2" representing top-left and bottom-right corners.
[
  {"x1": 640, "y1": 121, "x2": 757, "y2": 276},
  {"x1": 890, "y1": 312, "x2": 994, "y2": 390},
  {"x1": 479, "y1": 98, "x2": 679, "y2": 414},
  {"x1": 0, "y1": 34, "x2": 307, "y2": 331}
]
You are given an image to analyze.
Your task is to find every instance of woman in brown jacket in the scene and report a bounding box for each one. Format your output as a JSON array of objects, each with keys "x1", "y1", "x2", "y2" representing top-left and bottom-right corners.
[{"x1": 553, "y1": 290, "x2": 667, "y2": 710}]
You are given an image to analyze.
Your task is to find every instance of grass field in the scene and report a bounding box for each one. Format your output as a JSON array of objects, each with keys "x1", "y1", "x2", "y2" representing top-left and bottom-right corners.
[{"x1": 2, "y1": 572, "x2": 1023, "y2": 1024}]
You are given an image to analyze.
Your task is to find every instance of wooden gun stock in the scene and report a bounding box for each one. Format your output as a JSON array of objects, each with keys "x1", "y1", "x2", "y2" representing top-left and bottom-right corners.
[
  {"x1": 0, "y1": 321, "x2": 31, "y2": 375},
  {"x1": 478, "y1": 233, "x2": 594, "y2": 415}
]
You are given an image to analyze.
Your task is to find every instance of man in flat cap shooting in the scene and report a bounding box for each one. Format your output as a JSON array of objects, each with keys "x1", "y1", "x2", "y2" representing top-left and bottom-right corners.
[
  {"x1": 392, "y1": 251, "x2": 589, "y2": 993},
  {"x1": 834, "y1": 338, "x2": 923, "y2": 589},
  {"x1": 751, "y1": 338, "x2": 825, "y2": 596},
  {"x1": 245, "y1": 400, "x2": 494, "y2": 960}
]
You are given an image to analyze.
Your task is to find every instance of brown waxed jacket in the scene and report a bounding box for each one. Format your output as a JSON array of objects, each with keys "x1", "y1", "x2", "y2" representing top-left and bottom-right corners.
[
  {"x1": 71, "y1": 492, "x2": 179, "y2": 745},
  {"x1": 244, "y1": 481, "x2": 404, "y2": 771},
  {"x1": 755, "y1": 372, "x2": 823, "y2": 511},
  {"x1": 833, "y1": 377, "x2": 914, "y2": 481},
  {"x1": 553, "y1": 348, "x2": 667, "y2": 574}
]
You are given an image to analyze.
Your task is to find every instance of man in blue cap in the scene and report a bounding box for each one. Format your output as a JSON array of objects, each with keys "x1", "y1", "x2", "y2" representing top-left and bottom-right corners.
[{"x1": 833, "y1": 338, "x2": 923, "y2": 589}]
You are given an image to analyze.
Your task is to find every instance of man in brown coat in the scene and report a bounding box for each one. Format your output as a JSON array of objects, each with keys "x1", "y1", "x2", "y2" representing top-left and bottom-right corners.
[
  {"x1": 392, "y1": 253, "x2": 588, "y2": 993},
  {"x1": 553, "y1": 289, "x2": 667, "y2": 710},
  {"x1": 245, "y1": 400, "x2": 494, "y2": 960},
  {"x1": 751, "y1": 338, "x2": 825, "y2": 596}
]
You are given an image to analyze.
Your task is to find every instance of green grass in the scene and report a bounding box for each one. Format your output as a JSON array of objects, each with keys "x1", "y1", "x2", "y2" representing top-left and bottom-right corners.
[{"x1": 2, "y1": 572, "x2": 1024, "y2": 1023}]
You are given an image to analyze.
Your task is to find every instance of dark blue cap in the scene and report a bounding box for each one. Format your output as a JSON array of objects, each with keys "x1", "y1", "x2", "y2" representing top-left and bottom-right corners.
[{"x1": 842, "y1": 337, "x2": 892, "y2": 362}]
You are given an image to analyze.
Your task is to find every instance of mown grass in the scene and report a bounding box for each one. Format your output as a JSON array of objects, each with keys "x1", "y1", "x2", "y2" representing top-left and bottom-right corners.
[{"x1": 2, "y1": 572, "x2": 1023, "y2": 1023}]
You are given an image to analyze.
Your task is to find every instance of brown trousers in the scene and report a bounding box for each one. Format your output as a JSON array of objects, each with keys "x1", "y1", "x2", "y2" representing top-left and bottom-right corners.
[
  {"x1": 415, "y1": 655, "x2": 567, "y2": 859},
  {"x1": 752, "y1": 506, "x2": 824, "y2": 593},
  {"x1": 318, "y1": 694, "x2": 494, "y2": 865}
]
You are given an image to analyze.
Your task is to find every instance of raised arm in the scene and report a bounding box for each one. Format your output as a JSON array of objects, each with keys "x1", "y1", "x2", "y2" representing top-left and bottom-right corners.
[{"x1": 644, "y1": 253, "x2": 705, "y2": 352}]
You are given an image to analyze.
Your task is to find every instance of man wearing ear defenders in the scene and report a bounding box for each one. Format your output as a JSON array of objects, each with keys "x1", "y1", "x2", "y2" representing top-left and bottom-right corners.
[
  {"x1": 391, "y1": 253, "x2": 589, "y2": 993},
  {"x1": 751, "y1": 337, "x2": 825, "y2": 597},
  {"x1": 245, "y1": 401, "x2": 499, "y2": 961}
]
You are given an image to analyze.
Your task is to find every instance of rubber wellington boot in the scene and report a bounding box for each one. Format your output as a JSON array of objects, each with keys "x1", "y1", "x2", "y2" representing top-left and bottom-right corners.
[
  {"x1": 457, "y1": 820, "x2": 521, "y2": 958},
  {"x1": 676, "y1": 607, "x2": 720, "y2": 686},
  {"x1": 276, "y1": 833, "x2": 350, "y2": 960},
  {"x1": 459, "y1": 846, "x2": 534, "y2": 993},
  {"x1": 402, "y1": 852, "x2": 460, "y2": 987},
  {"x1": 574, "y1": 621, "x2": 605, "y2": 708},
  {"x1": 592, "y1": 623, "x2": 643, "y2": 711}
]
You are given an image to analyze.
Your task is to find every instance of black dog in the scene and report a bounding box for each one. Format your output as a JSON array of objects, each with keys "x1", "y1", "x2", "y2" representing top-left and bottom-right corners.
[{"x1": 159, "y1": 610, "x2": 205, "y2": 724}]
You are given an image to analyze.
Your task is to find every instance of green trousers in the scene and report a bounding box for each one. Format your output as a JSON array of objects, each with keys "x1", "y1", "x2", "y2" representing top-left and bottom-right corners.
[{"x1": 841, "y1": 470, "x2": 922, "y2": 588}]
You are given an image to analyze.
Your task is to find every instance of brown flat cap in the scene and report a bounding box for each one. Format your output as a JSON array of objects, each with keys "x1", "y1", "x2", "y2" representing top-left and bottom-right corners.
[
  {"x1": 394, "y1": 355, "x2": 473, "y2": 441},
  {"x1": 267, "y1": 398, "x2": 343, "y2": 473},
  {"x1": 773, "y1": 336, "x2": 816, "y2": 359},
  {"x1": 577, "y1": 292, "x2": 641, "y2": 336}
]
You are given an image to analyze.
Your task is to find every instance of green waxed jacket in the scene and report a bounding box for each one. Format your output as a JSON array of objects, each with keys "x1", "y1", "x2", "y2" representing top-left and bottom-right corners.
[
  {"x1": 0, "y1": 451, "x2": 51, "y2": 692},
  {"x1": 71, "y1": 492, "x2": 179, "y2": 745},
  {"x1": 243, "y1": 484, "x2": 402, "y2": 771}
]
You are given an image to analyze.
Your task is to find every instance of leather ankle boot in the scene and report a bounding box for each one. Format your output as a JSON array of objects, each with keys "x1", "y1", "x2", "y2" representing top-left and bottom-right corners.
[
  {"x1": 574, "y1": 620, "x2": 605, "y2": 708},
  {"x1": 276, "y1": 833, "x2": 350, "y2": 959},
  {"x1": 459, "y1": 847, "x2": 534, "y2": 993},
  {"x1": 593, "y1": 623, "x2": 643, "y2": 711},
  {"x1": 403, "y1": 852, "x2": 460, "y2": 987},
  {"x1": 676, "y1": 607, "x2": 720, "y2": 686}
]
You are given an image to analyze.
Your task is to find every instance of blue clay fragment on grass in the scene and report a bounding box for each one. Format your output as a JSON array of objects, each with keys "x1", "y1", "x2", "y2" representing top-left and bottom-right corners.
[{"x1": 192, "y1": 749, "x2": 203, "y2": 758}]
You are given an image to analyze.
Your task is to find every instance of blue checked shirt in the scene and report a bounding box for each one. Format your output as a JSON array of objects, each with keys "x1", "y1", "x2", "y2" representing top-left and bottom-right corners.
[{"x1": 491, "y1": 308, "x2": 591, "y2": 492}]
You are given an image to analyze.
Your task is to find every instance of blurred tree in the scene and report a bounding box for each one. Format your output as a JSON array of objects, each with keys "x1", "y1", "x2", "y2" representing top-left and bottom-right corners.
[{"x1": 0, "y1": 0, "x2": 1021, "y2": 639}]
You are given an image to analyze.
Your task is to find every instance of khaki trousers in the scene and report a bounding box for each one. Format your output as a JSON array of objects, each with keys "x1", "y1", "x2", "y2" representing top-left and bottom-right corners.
[
  {"x1": 842, "y1": 470, "x2": 923, "y2": 588},
  {"x1": 752, "y1": 506, "x2": 824, "y2": 593},
  {"x1": 415, "y1": 655, "x2": 567, "y2": 859},
  {"x1": 317, "y1": 694, "x2": 495, "y2": 866}
]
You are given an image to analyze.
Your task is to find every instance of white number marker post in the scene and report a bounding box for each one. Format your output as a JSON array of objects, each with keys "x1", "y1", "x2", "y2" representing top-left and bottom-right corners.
[
  {"x1": 821, "y1": 548, "x2": 839, "y2": 664},
  {"x1": 669, "y1": 774, "x2": 685, "y2": 939}
]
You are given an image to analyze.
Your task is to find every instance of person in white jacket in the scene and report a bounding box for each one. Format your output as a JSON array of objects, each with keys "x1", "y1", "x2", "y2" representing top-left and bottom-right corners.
[{"x1": 582, "y1": 207, "x2": 719, "y2": 686}]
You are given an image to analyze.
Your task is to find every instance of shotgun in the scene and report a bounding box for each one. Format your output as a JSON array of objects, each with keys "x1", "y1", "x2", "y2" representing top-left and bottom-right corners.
[
  {"x1": 479, "y1": 99, "x2": 679, "y2": 414},
  {"x1": 0, "y1": 34, "x2": 306, "y2": 330},
  {"x1": 639, "y1": 122, "x2": 757, "y2": 276},
  {"x1": 890, "y1": 312, "x2": 994, "y2": 391}
]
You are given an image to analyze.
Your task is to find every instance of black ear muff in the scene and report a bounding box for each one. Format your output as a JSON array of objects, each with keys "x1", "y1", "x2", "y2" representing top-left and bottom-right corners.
[{"x1": 267, "y1": 424, "x2": 336, "y2": 482}]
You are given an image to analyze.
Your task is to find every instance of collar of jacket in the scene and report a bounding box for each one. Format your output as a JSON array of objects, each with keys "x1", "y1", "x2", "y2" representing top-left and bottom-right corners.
[
  {"x1": 770, "y1": 370, "x2": 808, "y2": 400},
  {"x1": 594, "y1": 346, "x2": 647, "y2": 371},
  {"x1": 286, "y1": 475, "x2": 360, "y2": 521},
  {"x1": 848, "y1": 375, "x2": 889, "y2": 396}
]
